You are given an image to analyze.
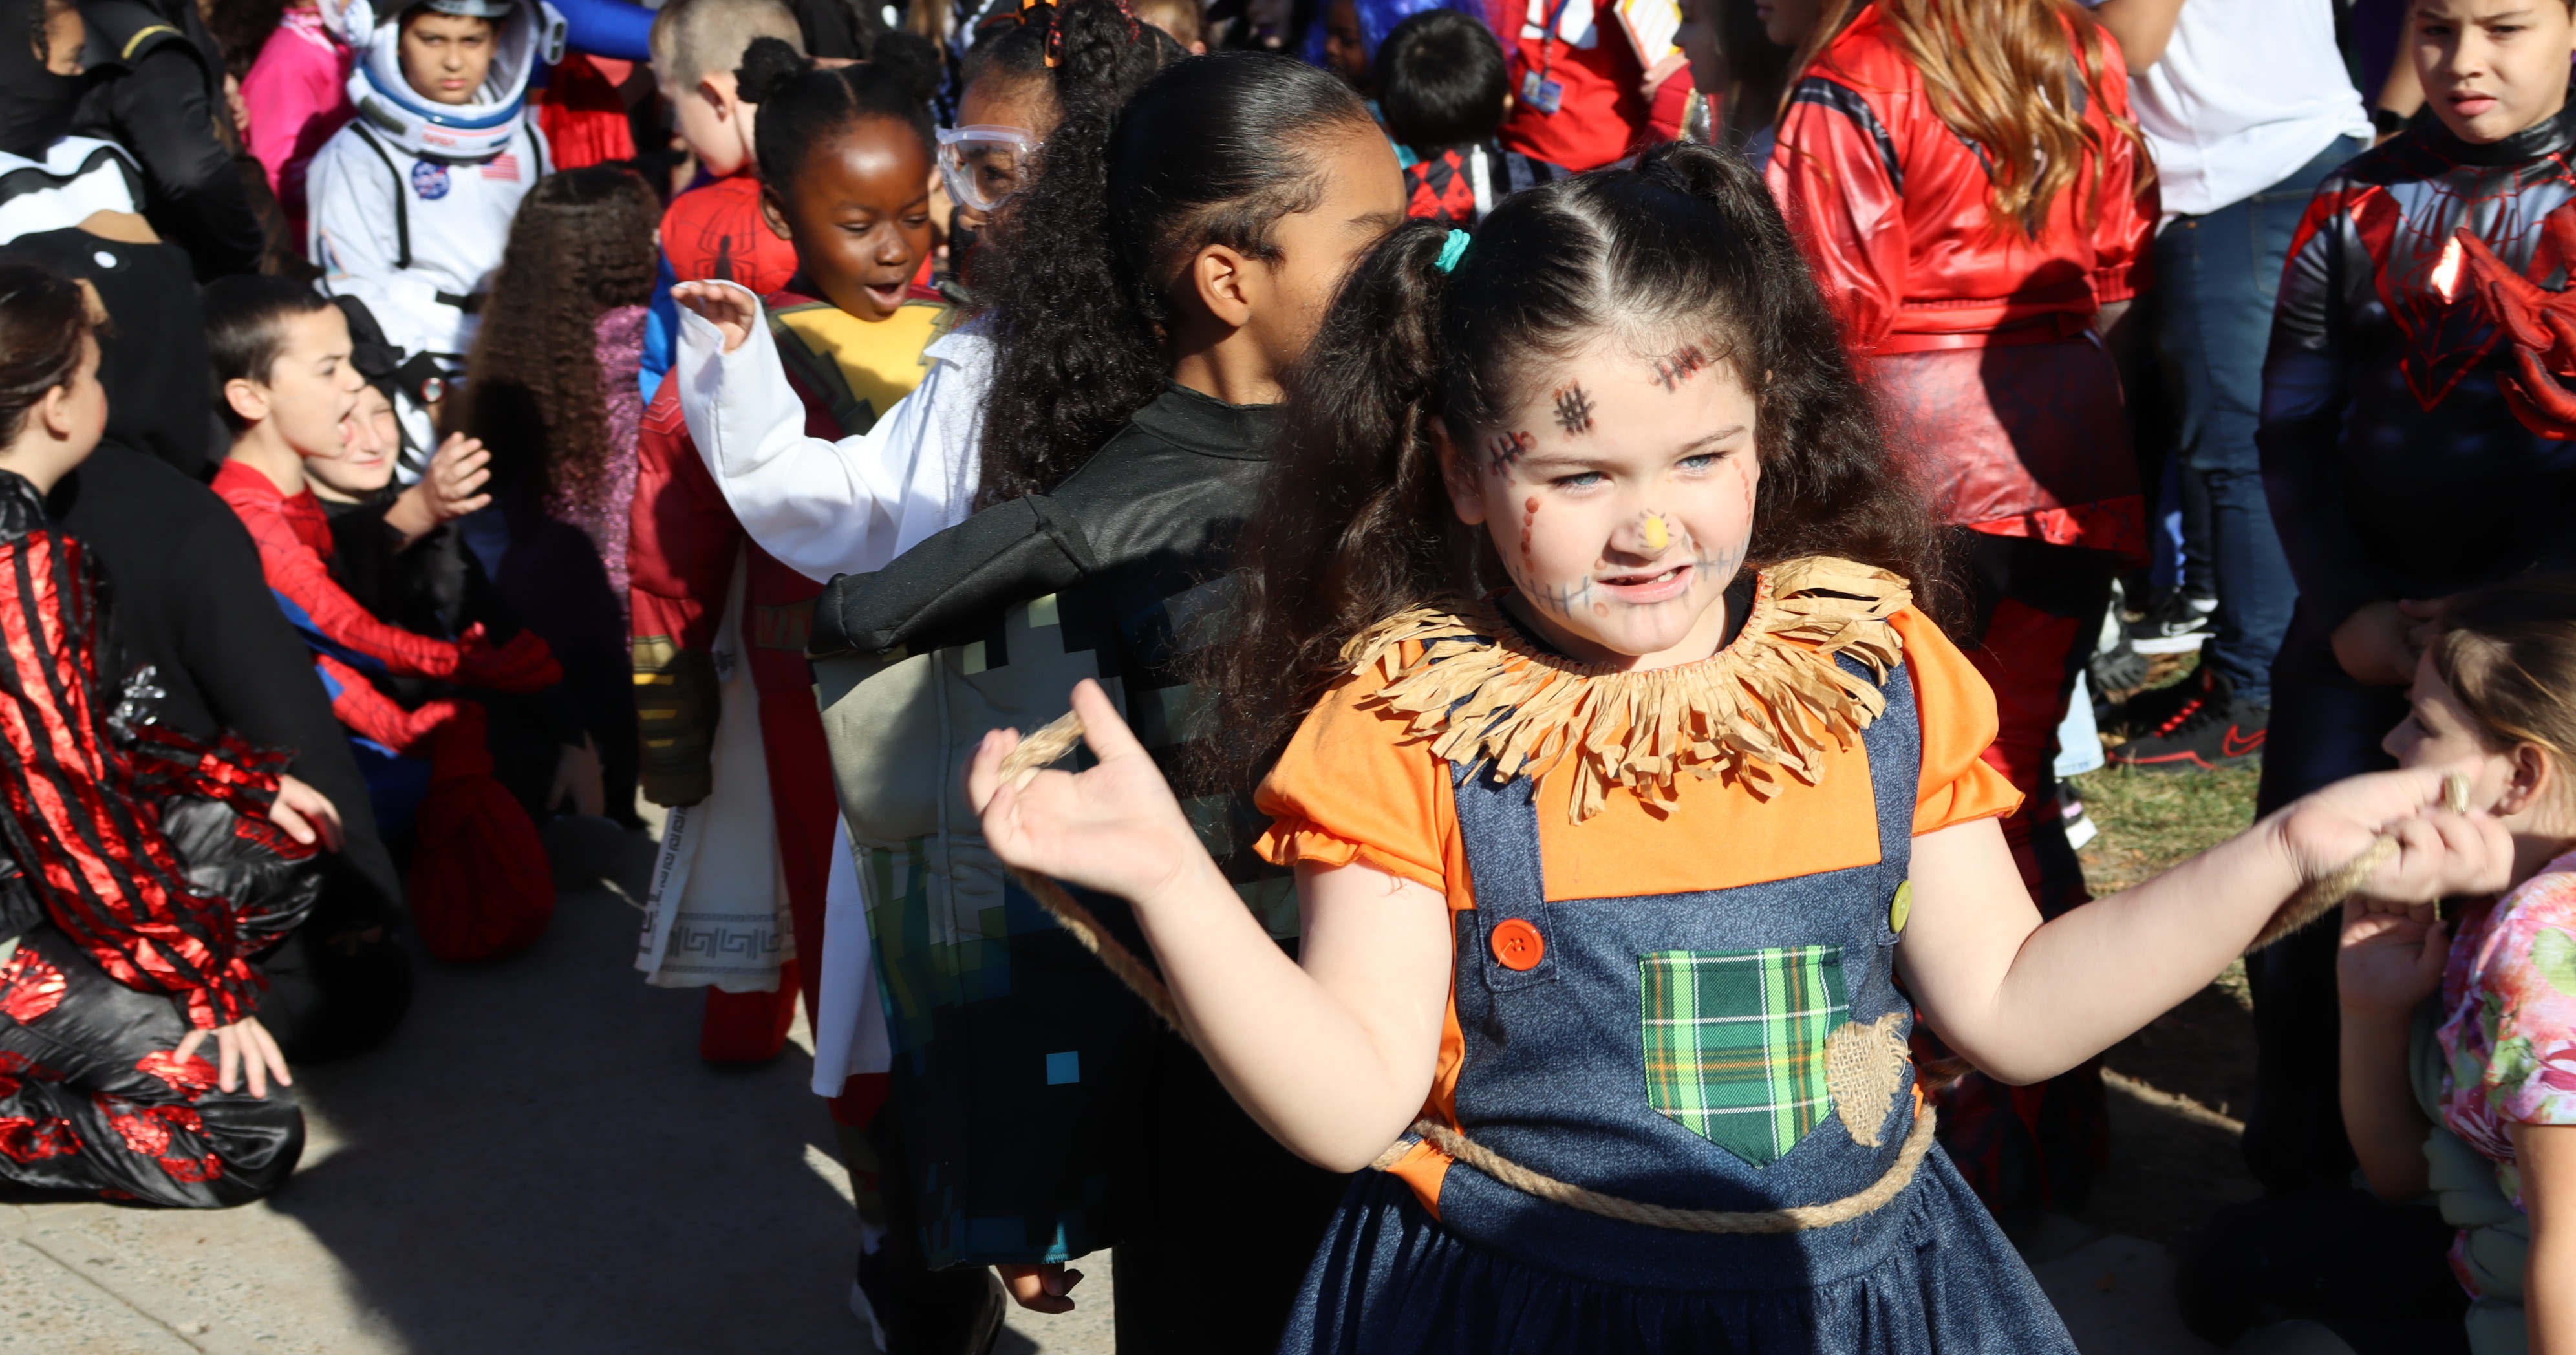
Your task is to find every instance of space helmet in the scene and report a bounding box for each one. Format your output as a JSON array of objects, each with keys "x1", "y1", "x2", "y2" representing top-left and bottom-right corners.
[{"x1": 326, "y1": 0, "x2": 566, "y2": 161}]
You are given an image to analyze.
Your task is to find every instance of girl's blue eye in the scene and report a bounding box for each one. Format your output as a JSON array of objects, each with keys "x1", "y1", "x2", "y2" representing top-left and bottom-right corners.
[
  {"x1": 1554, "y1": 471, "x2": 1604, "y2": 489},
  {"x1": 1680, "y1": 453, "x2": 1717, "y2": 471}
]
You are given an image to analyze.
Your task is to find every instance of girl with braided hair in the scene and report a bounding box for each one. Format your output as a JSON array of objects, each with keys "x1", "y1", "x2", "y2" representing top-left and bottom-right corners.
[{"x1": 686, "y1": 44, "x2": 1404, "y2": 1352}]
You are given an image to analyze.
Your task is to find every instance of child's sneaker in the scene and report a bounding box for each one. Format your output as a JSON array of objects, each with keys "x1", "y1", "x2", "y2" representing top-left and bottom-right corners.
[
  {"x1": 2058, "y1": 783, "x2": 2098, "y2": 851},
  {"x1": 2105, "y1": 667, "x2": 2268, "y2": 772},
  {"x1": 2127, "y1": 586, "x2": 2218, "y2": 656}
]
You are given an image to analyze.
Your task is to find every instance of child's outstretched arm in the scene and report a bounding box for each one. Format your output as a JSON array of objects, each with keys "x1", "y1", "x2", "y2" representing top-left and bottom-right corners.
[
  {"x1": 1895, "y1": 765, "x2": 2510, "y2": 1086},
  {"x1": 968, "y1": 681, "x2": 1455, "y2": 1173},
  {"x1": 2514, "y1": 1120, "x2": 2576, "y2": 1354},
  {"x1": 669, "y1": 280, "x2": 984, "y2": 582}
]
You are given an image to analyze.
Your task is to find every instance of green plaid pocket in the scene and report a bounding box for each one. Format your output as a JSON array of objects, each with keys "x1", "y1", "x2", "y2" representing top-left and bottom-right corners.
[{"x1": 1640, "y1": 946, "x2": 1849, "y2": 1166}]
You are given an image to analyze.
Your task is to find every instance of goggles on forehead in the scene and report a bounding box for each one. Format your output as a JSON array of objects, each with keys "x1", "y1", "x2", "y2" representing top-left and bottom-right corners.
[{"x1": 937, "y1": 124, "x2": 1042, "y2": 215}]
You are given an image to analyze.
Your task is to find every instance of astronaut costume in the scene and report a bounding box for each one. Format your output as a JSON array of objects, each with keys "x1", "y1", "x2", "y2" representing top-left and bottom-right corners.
[{"x1": 305, "y1": 0, "x2": 560, "y2": 458}]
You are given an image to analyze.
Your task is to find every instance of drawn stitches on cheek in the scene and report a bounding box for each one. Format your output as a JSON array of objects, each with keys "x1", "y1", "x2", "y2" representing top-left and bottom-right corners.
[
  {"x1": 1484, "y1": 431, "x2": 1535, "y2": 477},
  {"x1": 1651, "y1": 344, "x2": 1709, "y2": 392},
  {"x1": 1552, "y1": 383, "x2": 1596, "y2": 436}
]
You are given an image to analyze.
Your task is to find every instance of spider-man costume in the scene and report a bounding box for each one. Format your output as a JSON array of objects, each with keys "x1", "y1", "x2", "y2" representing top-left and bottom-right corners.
[
  {"x1": 639, "y1": 173, "x2": 803, "y2": 400},
  {"x1": 0, "y1": 470, "x2": 315, "y2": 1207},
  {"x1": 1768, "y1": 5, "x2": 2154, "y2": 1218},
  {"x1": 213, "y1": 462, "x2": 563, "y2": 962},
  {"x1": 211, "y1": 461, "x2": 559, "y2": 756},
  {"x1": 2246, "y1": 105, "x2": 2576, "y2": 1193}
]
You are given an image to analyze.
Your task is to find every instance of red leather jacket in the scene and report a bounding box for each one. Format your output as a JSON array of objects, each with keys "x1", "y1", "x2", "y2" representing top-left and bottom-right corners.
[
  {"x1": 1765, "y1": 5, "x2": 2152, "y2": 557},
  {"x1": 1765, "y1": 5, "x2": 2154, "y2": 356}
]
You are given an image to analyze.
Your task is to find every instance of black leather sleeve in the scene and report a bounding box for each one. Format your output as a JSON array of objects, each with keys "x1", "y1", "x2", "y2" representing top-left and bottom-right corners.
[
  {"x1": 100, "y1": 48, "x2": 264, "y2": 279},
  {"x1": 810, "y1": 493, "x2": 1101, "y2": 659}
]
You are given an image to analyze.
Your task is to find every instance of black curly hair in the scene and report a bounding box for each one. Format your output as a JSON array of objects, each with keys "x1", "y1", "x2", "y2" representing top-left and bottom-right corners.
[
  {"x1": 1206, "y1": 142, "x2": 1948, "y2": 783},
  {"x1": 735, "y1": 30, "x2": 943, "y2": 186},
  {"x1": 458, "y1": 167, "x2": 660, "y2": 511},
  {"x1": 970, "y1": 50, "x2": 1375, "y2": 507}
]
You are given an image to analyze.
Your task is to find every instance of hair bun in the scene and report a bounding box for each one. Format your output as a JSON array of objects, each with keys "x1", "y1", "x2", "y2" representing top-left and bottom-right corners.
[
  {"x1": 865, "y1": 30, "x2": 943, "y2": 105},
  {"x1": 735, "y1": 36, "x2": 811, "y2": 105}
]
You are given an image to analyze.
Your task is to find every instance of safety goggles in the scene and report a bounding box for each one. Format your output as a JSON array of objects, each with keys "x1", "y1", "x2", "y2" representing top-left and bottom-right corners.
[{"x1": 937, "y1": 125, "x2": 1042, "y2": 215}]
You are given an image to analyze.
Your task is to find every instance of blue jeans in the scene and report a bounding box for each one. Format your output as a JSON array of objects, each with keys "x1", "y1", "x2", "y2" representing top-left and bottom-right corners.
[{"x1": 2152, "y1": 134, "x2": 2369, "y2": 707}]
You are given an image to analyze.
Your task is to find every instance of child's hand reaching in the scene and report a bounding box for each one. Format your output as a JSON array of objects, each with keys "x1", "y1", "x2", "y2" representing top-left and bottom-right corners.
[
  {"x1": 965, "y1": 680, "x2": 1218, "y2": 913},
  {"x1": 2337, "y1": 897, "x2": 2450, "y2": 1019},
  {"x1": 384, "y1": 434, "x2": 493, "y2": 548},
  {"x1": 673, "y1": 281, "x2": 761, "y2": 355},
  {"x1": 2273, "y1": 762, "x2": 2513, "y2": 915}
]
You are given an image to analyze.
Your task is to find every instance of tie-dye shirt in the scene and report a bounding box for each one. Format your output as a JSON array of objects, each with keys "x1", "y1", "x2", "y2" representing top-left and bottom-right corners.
[{"x1": 2437, "y1": 848, "x2": 2576, "y2": 1210}]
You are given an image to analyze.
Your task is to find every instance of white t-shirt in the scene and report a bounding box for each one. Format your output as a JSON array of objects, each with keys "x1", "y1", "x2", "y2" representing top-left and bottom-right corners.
[{"x1": 2081, "y1": 0, "x2": 2371, "y2": 217}]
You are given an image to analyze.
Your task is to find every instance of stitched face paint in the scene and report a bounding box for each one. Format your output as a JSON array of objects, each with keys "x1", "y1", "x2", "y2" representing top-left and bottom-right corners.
[
  {"x1": 1652, "y1": 344, "x2": 1709, "y2": 392},
  {"x1": 1455, "y1": 337, "x2": 1761, "y2": 669},
  {"x1": 1553, "y1": 383, "x2": 1596, "y2": 435}
]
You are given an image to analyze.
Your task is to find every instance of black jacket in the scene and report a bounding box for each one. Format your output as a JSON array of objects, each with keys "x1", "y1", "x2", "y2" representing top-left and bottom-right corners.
[
  {"x1": 72, "y1": 0, "x2": 266, "y2": 279},
  {"x1": 815, "y1": 381, "x2": 1274, "y2": 807},
  {"x1": 2261, "y1": 105, "x2": 2576, "y2": 626},
  {"x1": 0, "y1": 228, "x2": 219, "y2": 477}
]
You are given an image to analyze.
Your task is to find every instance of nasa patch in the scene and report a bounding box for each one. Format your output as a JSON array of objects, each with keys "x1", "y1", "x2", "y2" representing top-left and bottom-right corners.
[{"x1": 411, "y1": 160, "x2": 451, "y2": 200}]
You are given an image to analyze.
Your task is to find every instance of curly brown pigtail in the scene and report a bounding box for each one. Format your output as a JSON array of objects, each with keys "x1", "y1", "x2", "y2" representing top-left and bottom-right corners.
[{"x1": 458, "y1": 167, "x2": 660, "y2": 512}]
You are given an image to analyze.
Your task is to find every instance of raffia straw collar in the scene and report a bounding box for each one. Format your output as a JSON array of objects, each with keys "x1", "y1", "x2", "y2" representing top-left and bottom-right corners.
[{"x1": 1340, "y1": 556, "x2": 1912, "y2": 822}]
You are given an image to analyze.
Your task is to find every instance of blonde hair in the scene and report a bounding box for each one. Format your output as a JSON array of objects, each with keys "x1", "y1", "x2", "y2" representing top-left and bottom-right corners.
[
  {"x1": 1787, "y1": 0, "x2": 2147, "y2": 237},
  {"x1": 2434, "y1": 577, "x2": 2576, "y2": 773},
  {"x1": 649, "y1": 0, "x2": 803, "y2": 87}
]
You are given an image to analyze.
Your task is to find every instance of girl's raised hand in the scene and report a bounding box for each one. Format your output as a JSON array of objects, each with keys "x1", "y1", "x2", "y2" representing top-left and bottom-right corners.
[
  {"x1": 2274, "y1": 763, "x2": 2513, "y2": 917},
  {"x1": 965, "y1": 680, "x2": 1216, "y2": 912},
  {"x1": 672, "y1": 281, "x2": 760, "y2": 354}
]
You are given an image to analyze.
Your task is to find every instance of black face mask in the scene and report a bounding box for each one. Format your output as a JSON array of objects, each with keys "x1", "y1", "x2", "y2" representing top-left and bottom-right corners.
[{"x1": 0, "y1": 0, "x2": 83, "y2": 161}]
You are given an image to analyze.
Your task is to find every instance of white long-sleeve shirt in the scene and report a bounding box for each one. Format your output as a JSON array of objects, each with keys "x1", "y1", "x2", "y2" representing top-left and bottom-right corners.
[
  {"x1": 671, "y1": 281, "x2": 991, "y2": 1097},
  {"x1": 672, "y1": 281, "x2": 990, "y2": 584}
]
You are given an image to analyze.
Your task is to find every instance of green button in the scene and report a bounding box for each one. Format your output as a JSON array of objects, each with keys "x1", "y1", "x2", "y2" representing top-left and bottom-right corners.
[{"x1": 1889, "y1": 880, "x2": 1913, "y2": 935}]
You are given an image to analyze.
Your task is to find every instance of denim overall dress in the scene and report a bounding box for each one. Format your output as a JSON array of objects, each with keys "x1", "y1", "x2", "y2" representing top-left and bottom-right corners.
[{"x1": 1282, "y1": 655, "x2": 2075, "y2": 1354}]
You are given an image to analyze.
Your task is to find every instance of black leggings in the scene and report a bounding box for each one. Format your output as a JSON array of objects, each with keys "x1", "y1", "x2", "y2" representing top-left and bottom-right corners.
[{"x1": 0, "y1": 925, "x2": 304, "y2": 1207}]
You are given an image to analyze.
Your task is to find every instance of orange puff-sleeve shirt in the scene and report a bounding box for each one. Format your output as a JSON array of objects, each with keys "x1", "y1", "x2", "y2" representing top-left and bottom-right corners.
[{"x1": 1252, "y1": 584, "x2": 2015, "y2": 1216}]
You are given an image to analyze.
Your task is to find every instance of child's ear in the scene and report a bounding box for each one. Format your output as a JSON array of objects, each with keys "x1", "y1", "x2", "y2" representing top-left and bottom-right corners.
[
  {"x1": 222, "y1": 377, "x2": 270, "y2": 427},
  {"x1": 1429, "y1": 418, "x2": 1488, "y2": 526},
  {"x1": 758, "y1": 185, "x2": 793, "y2": 242},
  {"x1": 2503, "y1": 742, "x2": 2559, "y2": 819},
  {"x1": 1188, "y1": 244, "x2": 1256, "y2": 329},
  {"x1": 699, "y1": 76, "x2": 733, "y2": 118},
  {"x1": 34, "y1": 379, "x2": 76, "y2": 440}
]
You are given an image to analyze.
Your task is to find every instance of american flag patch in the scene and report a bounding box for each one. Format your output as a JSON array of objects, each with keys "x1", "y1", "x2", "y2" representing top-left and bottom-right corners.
[{"x1": 482, "y1": 153, "x2": 521, "y2": 181}]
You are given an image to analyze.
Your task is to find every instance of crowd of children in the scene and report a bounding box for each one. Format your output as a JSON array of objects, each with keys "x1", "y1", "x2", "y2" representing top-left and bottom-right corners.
[{"x1": 1, "y1": 0, "x2": 2575, "y2": 1353}]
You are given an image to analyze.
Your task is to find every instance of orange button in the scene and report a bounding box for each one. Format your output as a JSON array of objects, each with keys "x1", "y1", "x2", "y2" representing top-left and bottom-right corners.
[{"x1": 1490, "y1": 918, "x2": 1545, "y2": 971}]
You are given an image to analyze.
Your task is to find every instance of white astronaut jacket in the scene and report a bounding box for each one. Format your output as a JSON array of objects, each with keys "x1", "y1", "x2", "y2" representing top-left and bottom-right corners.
[{"x1": 306, "y1": 114, "x2": 549, "y2": 365}]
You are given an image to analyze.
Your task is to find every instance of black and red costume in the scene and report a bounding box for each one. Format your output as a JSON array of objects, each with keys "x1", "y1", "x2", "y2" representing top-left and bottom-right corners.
[
  {"x1": 0, "y1": 470, "x2": 317, "y2": 1206},
  {"x1": 2248, "y1": 104, "x2": 2576, "y2": 1193},
  {"x1": 1767, "y1": 3, "x2": 2154, "y2": 1217}
]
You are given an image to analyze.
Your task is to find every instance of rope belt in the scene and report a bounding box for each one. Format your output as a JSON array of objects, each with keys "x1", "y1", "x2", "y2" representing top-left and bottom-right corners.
[
  {"x1": 992, "y1": 716, "x2": 2464, "y2": 1232},
  {"x1": 1368, "y1": 1105, "x2": 1939, "y2": 1235}
]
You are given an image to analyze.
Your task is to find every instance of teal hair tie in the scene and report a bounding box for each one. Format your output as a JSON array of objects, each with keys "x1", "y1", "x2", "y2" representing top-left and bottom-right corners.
[{"x1": 1434, "y1": 229, "x2": 1471, "y2": 274}]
